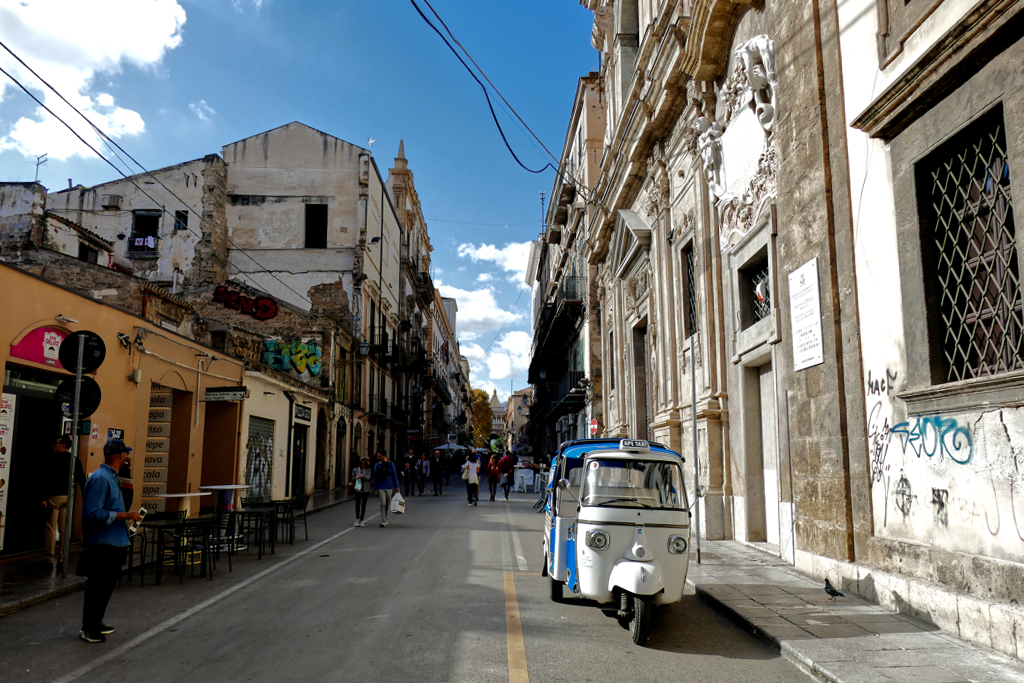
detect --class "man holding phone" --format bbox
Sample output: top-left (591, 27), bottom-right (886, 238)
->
top-left (77, 439), bottom-right (141, 643)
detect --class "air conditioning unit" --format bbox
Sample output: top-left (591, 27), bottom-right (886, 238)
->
top-left (101, 194), bottom-right (122, 209)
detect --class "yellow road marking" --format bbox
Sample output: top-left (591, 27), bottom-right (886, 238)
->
top-left (504, 572), bottom-right (534, 683)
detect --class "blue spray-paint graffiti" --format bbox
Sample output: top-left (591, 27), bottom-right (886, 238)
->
top-left (262, 340), bottom-right (323, 377)
top-left (890, 415), bottom-right (973, 465)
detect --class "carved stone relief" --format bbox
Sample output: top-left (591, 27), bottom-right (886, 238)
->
top-left (645, 140), bottom-right (670, 217)
top-left (625, 277), bottom-right (638, 316)
top-left (723, 36), bottom-right (777, 133)
top-left (695, 116), bottom-right (725, 197)
top-left (719, 144), bottom-right (777, 248)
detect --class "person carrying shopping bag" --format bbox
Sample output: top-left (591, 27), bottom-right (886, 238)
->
top-left (373, 451), bottom-right (401, 527)
top-left (461, 454), bottom-right (480, 506)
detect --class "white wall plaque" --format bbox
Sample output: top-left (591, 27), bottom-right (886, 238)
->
top-left (788, 257), bottom-right (824, 371)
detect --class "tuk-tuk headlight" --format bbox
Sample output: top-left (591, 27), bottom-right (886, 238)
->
top-left (668, 535), bottom-right (688, 555)
top-left (585, 530), bottom-right (610, 551)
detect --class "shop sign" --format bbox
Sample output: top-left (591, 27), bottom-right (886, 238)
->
top-left (147, 422), bottom-right (171, 439)
top-left (146, 437), bottom-right (169, 453)
top-left (143, 467), bottom-right (168, 483)
top-left (203, 386), bottom-right (249, 402)
top-left (143, 453), bottom-right (169, 468)
top-left (9, 326), bottom-right (67, 369)
top-left (141, 482), bottom-right (167, 497)
top-left (407, 429), bottom-right (421, 441)
top-left (0, 393), bottom-right (15, 551)
top-left (295, 404), bottom-right (312, 422)
top-left (108, 428), bottom-right (125, 441)
top-left (150, 391), bottom-right (172, 408)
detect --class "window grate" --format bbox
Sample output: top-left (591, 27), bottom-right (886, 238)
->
top-left (685, 247), bottom-right (699, 336)
top-left (923, 108), bottom-right (1023, 382)
top-left (751, 263), bottom-right (771, 322)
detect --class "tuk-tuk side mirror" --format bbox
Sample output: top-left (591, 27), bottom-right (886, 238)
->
top-left (557, 478), bottom-right (578, 502)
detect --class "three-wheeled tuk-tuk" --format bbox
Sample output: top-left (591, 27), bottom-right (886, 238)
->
top-left (542, 439), bottom-right (690, 645)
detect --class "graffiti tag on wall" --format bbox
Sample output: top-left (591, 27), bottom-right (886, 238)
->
top-left (213, 285), bottom-right (279, 321)
top-left (262, 339), bottom-right (323, 378)
top-left (891, 415), bottom-right (973, 465)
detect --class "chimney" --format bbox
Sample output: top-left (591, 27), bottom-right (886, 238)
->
top-left (68, 179), bottom-right (72, 189)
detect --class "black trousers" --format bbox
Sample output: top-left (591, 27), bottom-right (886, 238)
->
top-left (502, 478), bottom-right (512, 499)
top-left (403, 473), bottom-right (414, 498)
top-left (80, 544), bottom-right (128, 629)
top-left (433, 476), bottom-right (443, 495)
top-left (417, 473), bottom-right (426, 495)
top-left (354, 492), bottom-right (371, 520)
top-left (466, 482), bottom-right (479, 503)
top-left (488, 480), bottom-right (498, 499)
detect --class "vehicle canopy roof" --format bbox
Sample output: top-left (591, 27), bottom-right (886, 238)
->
top-left (547, 439), bottom-right (684, 491)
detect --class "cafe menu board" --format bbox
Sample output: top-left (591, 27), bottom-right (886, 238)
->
top-left (0, 393), bottom-right (16, 550)
top-left (142, 387), bottom-right (172, 513)
top-left (788, 257), bottom-right (825, 372)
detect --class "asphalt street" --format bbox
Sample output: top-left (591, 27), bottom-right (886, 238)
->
top-left (0, 490), bottom-right (813, 683)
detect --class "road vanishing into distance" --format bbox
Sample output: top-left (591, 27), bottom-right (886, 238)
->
top-left (0, 493), bottom-right (812, 683)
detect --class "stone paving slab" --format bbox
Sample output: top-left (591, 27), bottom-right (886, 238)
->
top-left (688, 540), bottom-right (1024, 683)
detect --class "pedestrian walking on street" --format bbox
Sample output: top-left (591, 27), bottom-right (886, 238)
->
top-left (41, 434), bottom-right (86, 566)
top-left (443, 452), bottom-right (452, 485)
top-left (351, 457), bottom-right (373, 527)
top-left (402, 457), bottom-right (415, 498)
top-left (487, 454), bottom-right (501, 502)
top-left (417, 453), bottom-right (430, 496)
top-left (499, 451), bottom-right (515, 500)
top-left (76, 439), bottom-right (141, 643)
top-left (431, 450), bottom-right (445, 495)
top-left (462, 454), bottom-right (480, 506)
top-left (373, 451), bottom-right (400, 527)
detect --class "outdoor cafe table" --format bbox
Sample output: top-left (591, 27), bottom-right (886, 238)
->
top-left (199, 485), bottom-right (249, 512)
top-left (140, 517), bottom-right (184, 585)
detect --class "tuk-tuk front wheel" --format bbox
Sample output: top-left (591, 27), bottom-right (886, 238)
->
top-left (549, 576), bottom-right (563, 602)
top-left (628, 595), bottom-right (651, 646)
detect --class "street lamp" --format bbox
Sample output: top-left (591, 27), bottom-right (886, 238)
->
top-left (358, 341), bottom-right (370, 356)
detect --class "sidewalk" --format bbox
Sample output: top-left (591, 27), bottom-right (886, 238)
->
top-left (687, 541), bottom-right (1024, 683)
top-left (0, 489), bottom-right (353, 617)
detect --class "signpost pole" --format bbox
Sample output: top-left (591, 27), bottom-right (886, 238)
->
top-left (61, 335), bottom-right (85, 579)
top-left (691, 336), bottom-right (701, 565)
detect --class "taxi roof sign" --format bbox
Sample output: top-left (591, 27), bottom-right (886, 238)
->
top-left (619, 439), bottom-right (650, 451)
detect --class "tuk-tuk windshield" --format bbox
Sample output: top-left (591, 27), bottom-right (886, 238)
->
top-left (580, 459), bottom-right (686, 510)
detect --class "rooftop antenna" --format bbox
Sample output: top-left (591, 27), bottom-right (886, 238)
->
top-left (539, 191), bottom-right (546, 230)
top-left (34, 153), bottom-right (47, 182)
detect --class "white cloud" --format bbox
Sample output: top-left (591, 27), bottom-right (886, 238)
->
top-left (476, 272), bottom-right (493, 283)
top-left (0, 0), bottom-right (186, 159)
top-left (485, 330), bottom-right (531, 381)
top-left (232, 0), bottom-right (265, 12)
top-left (458, 241), bottom-right (531, 290)
top-left (435, 282), bottom-right (522, 336)
top-left (188, 99), bottom-right (215, 122)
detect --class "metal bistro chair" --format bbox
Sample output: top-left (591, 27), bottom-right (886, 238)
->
top-left (276, 494), bottom-right (311, 545)
top-left (212, 510), bottom-right (241, 572)
top-left (124, 527), bottom-right (147, 586)
top-left (241, 503), bottom-right (276, 558)
top-left (145, 510), bottom-right (186, 572)
top-left (168, 516), bottom-right (216, 583)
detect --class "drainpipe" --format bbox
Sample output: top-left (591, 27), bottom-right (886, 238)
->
top-left (284, 390), bottom-right (295, 498)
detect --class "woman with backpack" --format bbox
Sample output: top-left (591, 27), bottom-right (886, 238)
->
top-left (486, 454), bottom-right (501, 502)
top-left (461, 453), bottom-right (480, 506)
top-left (351, 457), bottom-right (373, 527)
top-left (373, 451), bottom-right (401, 527)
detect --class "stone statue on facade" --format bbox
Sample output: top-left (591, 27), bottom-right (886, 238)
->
top-left (695, 116), bottom-right (725, 197)
top-left (735, 35), bottom-right (777, 132)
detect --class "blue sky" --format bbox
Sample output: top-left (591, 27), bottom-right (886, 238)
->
top-left (0, 0), bottom-right (597, 401)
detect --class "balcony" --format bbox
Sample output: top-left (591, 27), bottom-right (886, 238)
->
top-left (415, 271), bottom-right (434, 306)
top-left (555, 275), bottom-right (584, 315)
top-left (368, 393), bottom-right (390, 419)
top-left (391, 403), bottom-right (409, 425)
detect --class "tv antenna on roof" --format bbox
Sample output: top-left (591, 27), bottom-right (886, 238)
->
top-left (34, 153), bottom-right (47, 182)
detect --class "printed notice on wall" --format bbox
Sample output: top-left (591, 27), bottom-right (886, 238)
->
top-left (788, 258), bottom-right (824, 371)
top-left (0, 393), bottom-right (16, 551)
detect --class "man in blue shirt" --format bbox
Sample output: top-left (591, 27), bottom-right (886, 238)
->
top-left (372, 451), bottom-right (401, 528)
top-left (77, 439), bottom-right (141, 643)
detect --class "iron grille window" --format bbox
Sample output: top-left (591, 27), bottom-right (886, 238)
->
top-left (751, 263), bottom-right (772, 323)
top-left (917, 105), bottom-right (1023, 383)
top-left (684, 245), bottom-right (699, 337)
top-left (127, 210), bottom-right (160, 258)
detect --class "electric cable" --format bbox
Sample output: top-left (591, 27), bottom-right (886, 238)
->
top-left (417, 0), bottom-right (591, 200)
top-left (410, 0), bottom-right (552, 175)
top-left (0, 43), bottom-right (323, 310)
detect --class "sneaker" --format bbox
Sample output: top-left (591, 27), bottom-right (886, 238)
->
top-left (473, 501), bottom-right (478, 506)
top-left (354, 520), bottom-right (360, 527)
top-left (468, 502), bottom-right (473, 506)
top-left (358, 520), bottom-right (365, 527)
top-left (383, 521), bottom-right (388, 527)
top-left (80, 628), bottom-right (105, 643)
top-left (98, 623), bottom-right (115, 635)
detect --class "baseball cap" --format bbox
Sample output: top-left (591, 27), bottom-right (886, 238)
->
top-left (103, 439), bottom-right (133, 455)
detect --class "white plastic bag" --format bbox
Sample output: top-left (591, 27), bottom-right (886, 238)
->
top-left (390, 492), bottom-right (406, 514)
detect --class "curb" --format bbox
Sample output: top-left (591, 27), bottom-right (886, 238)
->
top-left (688, 580), bottom-right (839, 683)
top-left (0, 577), bottom-right (86, 618)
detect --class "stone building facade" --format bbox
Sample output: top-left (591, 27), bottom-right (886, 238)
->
top-left (528, 0), bottom-right (1024, 657)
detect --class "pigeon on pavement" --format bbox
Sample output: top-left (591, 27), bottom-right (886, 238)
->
top-left (824, 578), bottom-right (844, 601)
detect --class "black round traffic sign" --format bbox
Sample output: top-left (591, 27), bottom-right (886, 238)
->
top-left (59, 331), bottom-right (106, 374)
top-left (55, 377), bottom-right (102, 419)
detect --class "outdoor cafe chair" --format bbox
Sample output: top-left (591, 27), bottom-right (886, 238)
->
top-left (168, 516), bottom-right (215, 583)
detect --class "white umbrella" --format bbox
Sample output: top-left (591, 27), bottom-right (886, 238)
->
top-left (434, 443), bottom-right (469, 451)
